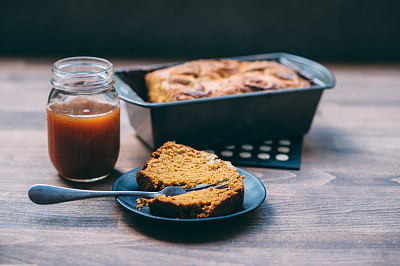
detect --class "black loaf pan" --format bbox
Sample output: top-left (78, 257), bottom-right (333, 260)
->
top-left (115, 53), bottom-right (335, 149)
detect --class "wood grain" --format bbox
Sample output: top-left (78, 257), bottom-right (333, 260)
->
top-left (0, 58), bottom-right (399, 265)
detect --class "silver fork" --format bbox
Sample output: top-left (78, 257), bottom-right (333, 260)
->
top-left (28, 179), bottom-right (230, 205)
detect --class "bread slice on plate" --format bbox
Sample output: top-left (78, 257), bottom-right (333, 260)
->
top-left (136, 141), bottom-right (245, 219)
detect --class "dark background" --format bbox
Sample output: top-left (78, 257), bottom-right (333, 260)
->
top-left (1, 0), bottom-right (399, 61)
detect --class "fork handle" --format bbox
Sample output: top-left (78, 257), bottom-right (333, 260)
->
top-left (28, 184), bottom-right (160, 205)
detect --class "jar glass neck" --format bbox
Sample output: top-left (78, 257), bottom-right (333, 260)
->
top-left (51, 56), bottom-right (115, 92)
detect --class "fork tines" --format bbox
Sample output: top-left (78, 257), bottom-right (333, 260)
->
top-left (210, 182), bottom-right (230, 189)
top-left (185, 178), bottom-right (230, 191)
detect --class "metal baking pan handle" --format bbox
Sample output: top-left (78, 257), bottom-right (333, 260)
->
top-left (222, 52), bottom-right (335, 89)
top-left (115, 76), bottom-right (145, 104)
top-left (279, 57), bottom-right (325, 86)
top-left (277, 53), bottom-right (335, 89)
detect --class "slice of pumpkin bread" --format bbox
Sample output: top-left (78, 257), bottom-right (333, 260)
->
top-left (136, 141), bottom-right (244, 218)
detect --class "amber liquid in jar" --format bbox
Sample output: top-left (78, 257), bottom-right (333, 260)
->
top-left (47, 97), bottom-right (120, 181)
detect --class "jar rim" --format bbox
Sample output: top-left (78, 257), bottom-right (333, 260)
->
top-left (53, 56), bottom-right (113, 73)
top-left (51, 56), bottom-right (115, 91)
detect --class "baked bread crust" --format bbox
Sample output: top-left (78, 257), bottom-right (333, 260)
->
top-left (145, 59), bottom-right (310, 102)
top-left (136, 141), bottom-right (245, 219)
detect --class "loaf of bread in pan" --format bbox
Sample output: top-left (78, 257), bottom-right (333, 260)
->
top-left (145, 59), bottom-right (311, 103)
top-left (136, 141), bottom-right (245, 219)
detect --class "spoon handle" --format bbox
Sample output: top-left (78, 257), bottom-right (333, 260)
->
top-left (28, 184), bottom-right (159, 204)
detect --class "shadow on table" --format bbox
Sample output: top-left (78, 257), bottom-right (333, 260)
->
top-left (58, 169), bottom-right (124, 190)
top-left (119, 202), bottom-right (275, 243)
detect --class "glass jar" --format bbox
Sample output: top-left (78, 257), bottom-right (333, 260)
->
top-left (47, 56), bottom-right (120, 182)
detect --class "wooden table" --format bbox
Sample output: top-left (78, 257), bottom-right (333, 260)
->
top-left (1, 58), bottom-right (399, 265)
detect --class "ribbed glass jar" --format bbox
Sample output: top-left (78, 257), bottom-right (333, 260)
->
top-left (47, 57), bottom-right (120, 182)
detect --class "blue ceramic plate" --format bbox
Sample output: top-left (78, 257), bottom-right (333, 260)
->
top-left (112, 167), bottom-right (266, 222)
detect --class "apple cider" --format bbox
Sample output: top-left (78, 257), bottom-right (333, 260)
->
top-left (47, 56), bottom-right (120, 182)
top-left (47, 98), bottom-right (120, 181)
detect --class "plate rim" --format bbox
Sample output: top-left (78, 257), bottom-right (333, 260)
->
top-left (112, 166), bottom-right (266, 222)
